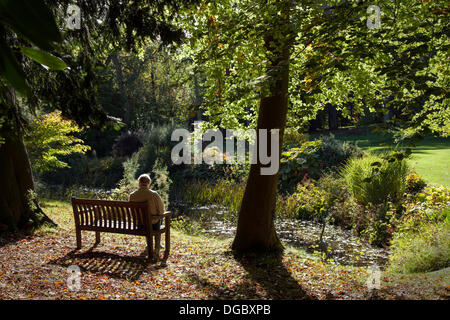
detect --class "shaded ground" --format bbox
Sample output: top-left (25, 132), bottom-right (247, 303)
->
top-left (0, 200), bottom-right (448, 300)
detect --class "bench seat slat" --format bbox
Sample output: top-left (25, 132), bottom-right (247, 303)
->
top-left (91, 220), bottom-right (143, 230)
top-left (78, 225), bottom-right (148, 236)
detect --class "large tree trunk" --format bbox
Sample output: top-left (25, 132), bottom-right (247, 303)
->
top-left (308, 110), bottom-right (324, 133)
top-left (327, 104), bottom-right (338, 131)
top-left (232, 5), bottom-right (291, 254)
top-left (0, 87), bottom-right (56, 231)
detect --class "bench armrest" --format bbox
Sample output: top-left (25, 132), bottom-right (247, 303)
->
top-left (151, 211), bottom-right (172, 218)
top-left (150, 211), bottom-right (171, 225)
top-left (151, 211), bottom-right (171, 218)
top-left (153, 212), bottom-right (171, 231)
top-left (163, 211), bottom-right (172, 217)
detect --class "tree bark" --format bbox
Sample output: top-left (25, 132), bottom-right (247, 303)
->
top-left (232, 6), bottom-right (291, 254)
top-left (0, 87), bottom-right (56, 230)
top-left (327, 103), bottom-right (338, 131)
top-left (308, 110), bottom-right (324, 133)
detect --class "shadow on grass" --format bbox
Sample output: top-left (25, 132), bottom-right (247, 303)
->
top-left (324, 129), bottom-right (449, 149)
top-left (48, 246), bottom-right (155, 281)
top-left (0, 231), bottom-right (30, 248)
top-left (409, 149), bottom-right (449, 156)
top-left (186, 251), bottom-right (313, 300)
top-left (414, 144), bottom-right (450, 150)
top-left (235, 252), bottom-right (313, 300)
top-left (185, 272), bottom-right (261, 299)
top-left (0, 225), bottom-right (57, 248)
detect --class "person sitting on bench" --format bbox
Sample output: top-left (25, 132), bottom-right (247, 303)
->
top-left (129, 174), bottom-right (165, 255)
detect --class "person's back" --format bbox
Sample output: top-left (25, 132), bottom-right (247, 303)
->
top-left (129, 185), bottom-right (164, 225)
top-left (129, 174), bottom-right (165, 254)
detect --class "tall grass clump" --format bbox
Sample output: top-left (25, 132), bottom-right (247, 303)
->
top-left (342, 153), bottom-right (409, 205)
top-left (182, 179), bottom-right (245, 215)
top-left (389, 187), bottom-right (450, 273)
top-left (183, 178), bottom-right (306, 222)
top-left (389, 220), bottom-right (450, 273)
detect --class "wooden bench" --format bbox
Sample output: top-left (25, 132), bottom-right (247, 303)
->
top-left (71, 197), bottom-right (171, 263)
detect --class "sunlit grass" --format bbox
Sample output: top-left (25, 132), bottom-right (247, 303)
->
top-left (40, 199), bottom-right (74, 231)
top-left (314, 130), bottom-right (450, 187)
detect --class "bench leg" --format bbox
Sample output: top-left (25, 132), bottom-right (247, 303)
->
top-left (95, 231), bottom-right (101, 244)
top-left (146, 235), bottom-right (154, 261)
top-left (162, 228), bottom-right (170, 265)
top-left (154, 234), bottom-right (161, 259)
top-left (76, 228), bottom-right (82, 249)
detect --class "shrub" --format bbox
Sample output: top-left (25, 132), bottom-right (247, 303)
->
top-left (389, 220), bottom-right (450, 273)
top-left (25, 110), bottom-right (91, 174)
top-left (293, 180), bottom-right (331, 222)
top-left (174, 146), bottom-right (250, 185)
top-left (170, 216), bottom-right (204, 236)
top-left (84, 157), bottom-right (125, 188)
top-left (148, 159), bottom-right (172, 204)
top-left (110, 123), bottom-right (185, 204)
top-left (358, 186), bottom-right (450, 247)
top-left (276, 173), bottom-right (360, 229)
top-left (41, 155), bottom-right (125, 189)
top-left (285, 175), bottom-right (337, 218)
top-left (396, 186), bottom-right (450, 233)
top-left (331, 196), bottom-right (361, 231)
top-left (185, 148), bottom-right (249, 182)
top-left (315, 173), bottom-right (357, 229)
top-left (389, 186), bottom-right (450, 273)
top-left (277, 192), bottom-right (302, 220)
top-left (405, 173), bottom-right (427, 194)
top-left (222, 162), bottom-right (249, 183)
top-left (282, 129), bottom-right (308, 148)
top-left (359, 202), bottom-right (397, 246)
top-left (279, 135), bottom-right (363, 193)
top-left (314, 134), bottom-right (364, 170)
top-left (279, 140), bottom-right (322, 193)
top-left (112, 130), bottom-right (143, 157)
top-left (342, 152), bottom-right (409, 205)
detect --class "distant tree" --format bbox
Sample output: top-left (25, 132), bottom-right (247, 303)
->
top-left (25, 111), bottom-right (90, 174)
top-left (107, 44), bottom-right (195, 129)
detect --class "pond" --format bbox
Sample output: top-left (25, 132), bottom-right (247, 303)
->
top-left (174, 204), bottom-right (389, 268)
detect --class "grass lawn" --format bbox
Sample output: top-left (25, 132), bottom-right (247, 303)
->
top-left (315, 129), bottom-right (450, 187)
top-left (0, 199), bottom-right (448, 300)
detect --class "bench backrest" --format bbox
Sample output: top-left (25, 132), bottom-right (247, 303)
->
top-left (71, 197), bottom-right (150, 232)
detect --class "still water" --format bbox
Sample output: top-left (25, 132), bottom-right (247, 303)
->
top-left (175, 205), bottom-right (389, 268)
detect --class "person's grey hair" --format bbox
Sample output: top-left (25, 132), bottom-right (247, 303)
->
top-left (138, 174), bottom-right (151, 185)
